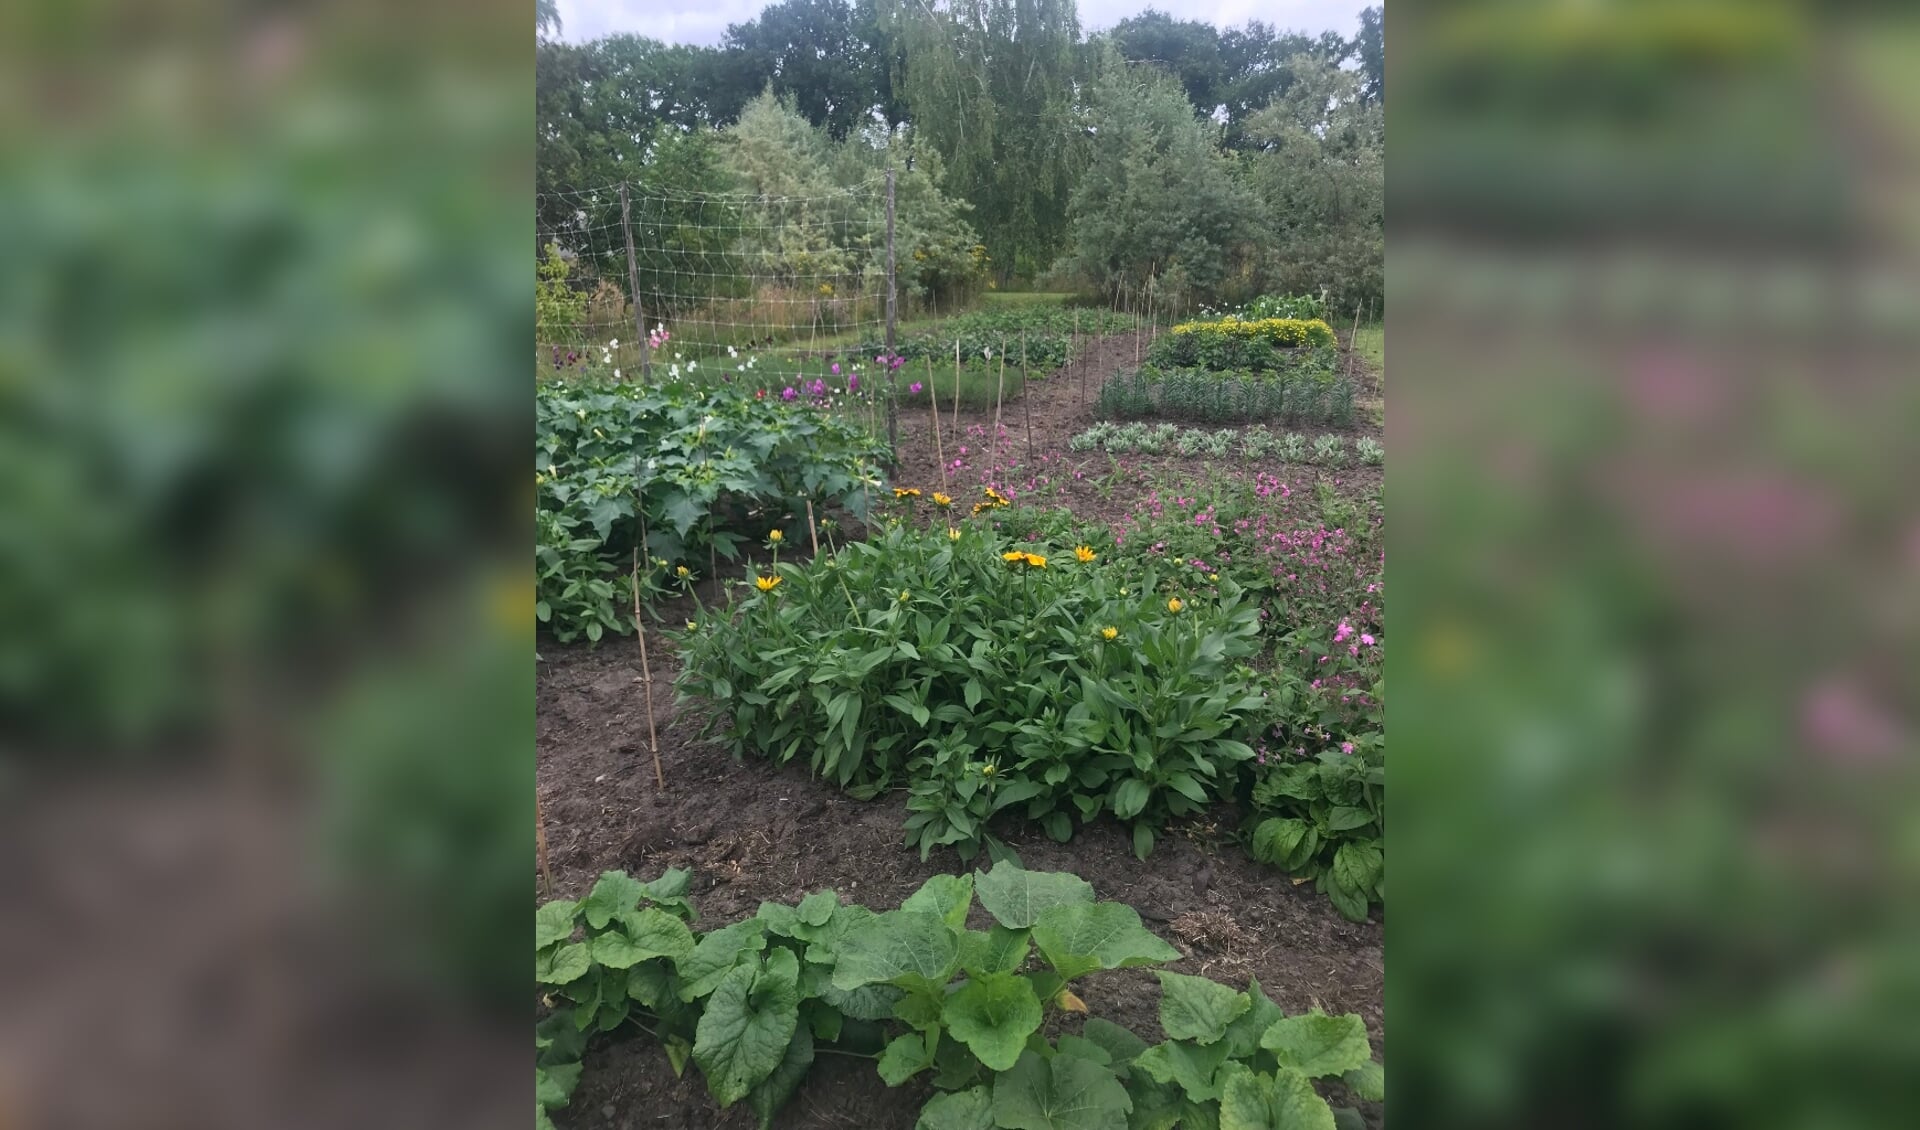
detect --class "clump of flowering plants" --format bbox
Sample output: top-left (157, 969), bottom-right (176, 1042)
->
top-left (673, 519), bottom-right (1264, 861)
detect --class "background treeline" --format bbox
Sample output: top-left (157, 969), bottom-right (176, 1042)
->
top-left (536, 0), bottom-right (1382, 316)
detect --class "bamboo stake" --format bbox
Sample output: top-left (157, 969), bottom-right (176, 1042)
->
top-left (952, 338), bottom-right (962, 438)
top-left (1021, 329), bottom-right (1033, 461)
top-left (990, 338), bottom-right (1006, 469)
top-left (536, 796), bottom-right (554, 895)
top-left (927, 356), bottom-right (949, 493)
top-left (1348, 303), bottom-right (1362, 380)
top-left (1072, 309), bottom-right (1082, 408)
top-left (630, 546), bottom-right (664, 789)
top-left (806, 498), bottom-right (820, 557)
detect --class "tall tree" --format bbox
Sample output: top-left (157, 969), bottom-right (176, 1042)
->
top-left (1354, 6), bottom-right (1384, 106)
top-left (1109, 10), bottom-right (1228, 118)
top-left (722, 0), bottom-right (902, 139)
top-left (883, 0), bottom-right (1083, 281)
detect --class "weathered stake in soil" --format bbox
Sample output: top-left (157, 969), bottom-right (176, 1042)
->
top-left (1348, 303), bottom-right (1362, 380)
top-left (630, 546), bottom-right (664, 789)
top-left (1021, 329), bottom-right (1034, 460)
top-left (536, 796), bottom-right (554, 894)
top-left (926, 357), bottom-right (949, 493)
top-left (990, 338), bottom-right (1006, 468)
top-left (951, 338), bottom-right (962, 440)
top-left (806, 498), bottom-right (820, 556)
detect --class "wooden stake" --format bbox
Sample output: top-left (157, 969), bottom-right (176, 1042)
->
top-left (927, 356), bottom-right (949, 493)
top-left (631, 546), bottom-right (664, 790)
top-left (952, 338), bottom-right (962, 438)
top-left (806, 498), bottom-right (820, 557)
top-left (990, 339), bottom-right (1006, 469)
top-left (535, 795), bottom-right (554, 895)
top-left (1348, 303), bottom-right (1362, 380)
top-left (1072, 309), bottom-right (1081, 408)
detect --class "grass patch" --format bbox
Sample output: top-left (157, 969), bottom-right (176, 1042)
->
top-left (1352, 324), bottom-right (1384, 375)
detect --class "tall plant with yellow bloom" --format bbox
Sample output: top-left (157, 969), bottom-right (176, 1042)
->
top-left (1074, 545), bottom-right (1097, 563)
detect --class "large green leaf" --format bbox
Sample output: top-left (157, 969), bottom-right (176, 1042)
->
top-left (1155, 971), bottom-right (1250, 1045)
top-left (795, 890), bottom-right (838, 927)
top-left (959, 925), bottom-right (1031, 975)
top-left (902, 874), bottom-right (976, 929)
top-left (992, 1050), bottom-right (1133, 1130)
top-left (1218, 1068), bottom-right (1334, 1130)
top-left (1219, 978), bottom-right (1286, 1061)
top-left (916, 1085), bottom-right (995, 1130)
top-left (1031, 903), bottom-right (1182, 981)
top-left (539, 942), bottom-right (592, 986)
top-left (942, 972), bottom-right (1043, 1071)
top-left (590, 909), bottom-right (695, 969)
top-left (1258, 1012), bottom-right (1372, 1079)
top-left (580, 871), bottom-right (644, 929)
top-left (1134, 1039), bottom-right (1231, 1103)
top-left (1082, 1017), bottom-right (1150, 1068)
top-left (1332, 842), bottom-right (1384, 895)
top-left (535, 900), bottom-right (579, 949)
top-left (831, 910), bottom-right (961, 993)
top-left (535, 1062), bottom-right (581, 1109)
top-left (676, 919), bottom-right (770, 1000)
top-left (693, 951), bottom-right (801, 1107)
top-left (819, 980), bottom-right (905, 1021)
top-left (973, 862), bottom-right (1095, 929)
top-left (747, 1027), bottom-right (814, 1130)
top-left (1341, 1061), bottom-right (1385, 1102)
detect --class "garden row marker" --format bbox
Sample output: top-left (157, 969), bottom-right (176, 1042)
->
top-left (1348, 303), bottom-right (1362, 380)
top-left (990, 339), bottom-right (1006, 469)
top-left (630, 546), bottom-right (664, 789)
top-left (806, 498), bottom-right (820, 557)
top-left (951, 338), bottom-right (962, 439)
top-left (927, 357), bottom-right (949, 493)
top-left (536, 796), bottom-right (554, 895)
top-left (884, 166), bottom-right (899, 471)
top-left (1073, 309), bottom-right (1083, 409)
top-left (1021, 329), bottom-right (1034, 461)
top-left (618, 181), bottom-right (652, 382)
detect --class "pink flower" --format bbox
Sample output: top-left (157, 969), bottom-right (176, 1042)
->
top-left (910, 382), bottom-right (923, 394)
top-left (1334, 621), bottom-right (1354, 643)
top-left (1360, 633), bottom-right (1375, 646)
top-left (1341, 742), bottom-right (1354, 754)
top-left (831, 363), bottom-right (841, 375)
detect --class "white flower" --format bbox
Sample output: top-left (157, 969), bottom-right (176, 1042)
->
top-left (983, 347), bottom-right (992, 359)
top-left (669, 364), bottom-right (681, 377)
top-left (653, 323), bottom-right (664, 335)
top-left (727, 346), bottom-right (738, 358)
top-left (674, 352), bottom-right (683, 361)
top-left (613, 368), bottom-right (621, 379)
top-left (609, 339), bottom-right (619, 349)
top-left (688, 361), bottom-right (697, 370)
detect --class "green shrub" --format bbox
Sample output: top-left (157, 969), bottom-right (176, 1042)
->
top-left (535, 380), bottom-right (890, 642)
top-left (675, 521), bottom-right (1263, 861)
top-left (1097, 364), bottom-right (1354, 427)
top-left (535, 865), bottom-right (1384, 1130)
top-left (1149, 317), bottom-right (1337, 370)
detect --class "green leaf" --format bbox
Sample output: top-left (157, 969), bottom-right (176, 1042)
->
top-left (1155, 971), bottom-right (1250, 1045)
top-left (820, 980), bottom-right (905, 1021)
top-left (878, 1031), bottom-right (937, 1085)
top-left (693, 954), bottom-right (802, 1107)
top-left (1218, 1068), bottom-right (1334, 1130)
top-left (1135, 1040), bottom-right (1231, 1103)
top-left (943, 972), bottom-right (1044, 1071)
top-left (992, 1049), bottom-right (1133, 1130)
top-left (638, 868), bottom-right (695, 916)
top-left (974, 861), bottom-right (1095, 929)
top-left (894, 988), bottom-right (946, 1031)
top-left (916, 1085), bottom-right (994, 1130)
top-left (902, 874), bottom-right (976, 930)
top-left (1111, 778), bottom-right (1150, 820)
top-left (1081, 1017), bottom-right (1150, 1067)
top-left (1258, 1012), bottom-right (1372, 1078)
top-left (1341, 1061), bottom-right (1385, 1102)
top-left (1053, 1035), bottom-right (1112, 1067)
top-left (959, 925), bottom-right (1031, 975)
top-left (795, 890), bottom-right (838, 927)
top-left (1331, 842), bottom-right (1383, 896)
top-left (1032, 903), bottom-right (1182, 981)
top-left (626, 960), bottom-right (675, 1008)
top-left (1248, 819), bottom-right (1309, 870)
top-left (1219, 978), bottom-right (1286, 1061)
top-left (747, 1027), bottom-right (814, 1130)
top-left (535, 1062), bottom-right (581, 1110)
top-left (664, 1035), bottom-right (691, 1077)
top-left (535, 900), bottom-right (579, 949)
top-left (581, 871), bottom-right (644, 929)
top-left (676, 920), bottom-right (769, 1000)
top-left (541, 943), bottom-right (592, 986)
top-left (592, 909), bottom-right (695, 969)
top-left (831, 910), bottom-right (961, 993)
top-left (1132, 824), bottom-right (1155, 860)
top-left (1326, 806), bottom-right (1374, 832)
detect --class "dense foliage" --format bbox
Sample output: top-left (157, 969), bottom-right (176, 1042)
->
top-left (1096, 364), bottom-right (1355, 427)
top-left (1150, 318), bottom-right (1339, 370)
top-left (676, 518), bottom-right (1264, 861)
top-left (535, 380), bottom-right (888, 642)
top-left (1070, 423), bottom-right (1380, 466)
top-left (535, 864), bottom-right (1384, 1128)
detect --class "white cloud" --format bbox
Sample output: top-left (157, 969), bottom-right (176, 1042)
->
top-left (556, 0), bottom-right (1373, 46)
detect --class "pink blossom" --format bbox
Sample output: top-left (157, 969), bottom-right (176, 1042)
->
top-left (1341, 742), bottom-right (1354, 754)
top-left (1334, 621), bottom-right (1353, 643)
top-left (1360, 633), bottom-right (1375, 646)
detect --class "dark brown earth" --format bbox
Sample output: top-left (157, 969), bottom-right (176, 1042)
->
top-left (539, 331), bottom-right (1385, 1130)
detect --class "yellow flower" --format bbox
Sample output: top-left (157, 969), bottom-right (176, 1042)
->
top-left (898, 590), bottom-right (911, 603)
top-left (948, 527), bottom-right (962, 541)
top-left (933, 492), bottom-right (953, 508)
top-left (1101, 626), bottom-right (1119, 641)
top-left (1003, 551), bottom-right (1027, 563)
top-left (980, 761), bottom-right (998, 777)
top-left (756, 574), bottom-right (782, 592)
top-left (1074, 545), bottom-right (1097, 563)
top-left (1167, 597), bottom-right (1184, 613)
top-left (769, 529), bottom-right (784, 543)
top-left (686, 620), bottom-right (698, 631)
top-left (1208, 573), bottom-right (1220, 582)
top-left (676, 565), bottom-right (690, 578)
top-left (972, 502), bottom-right (992, 515)
top-left (894, 487), bottom-right (922, 499)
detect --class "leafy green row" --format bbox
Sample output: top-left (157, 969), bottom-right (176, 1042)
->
top-left (535, 379), bottom-right (889, 642)
top-left (675, 521), bottom-right (1264, 861)
top-left (1096, 364), bottom-right (1354, 427)
top-left (535, 863), bottom-right (1383, 1130)
top-left (1069, 423), bottom-right (1382, 467)
top-left (1150, 321), bottom-right (1337, 372)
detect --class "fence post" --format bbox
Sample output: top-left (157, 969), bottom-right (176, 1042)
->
top-left (619, 182), bottom-right (652, 382)
top-left (884, 166), bottom-right (898, 465)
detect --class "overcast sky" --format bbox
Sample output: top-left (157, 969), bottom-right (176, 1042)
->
top-left (553, 0), bottom-right (1373, 48)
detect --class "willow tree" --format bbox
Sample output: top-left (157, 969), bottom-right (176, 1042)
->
top-left (881, 0), bottom-right (1083, 281)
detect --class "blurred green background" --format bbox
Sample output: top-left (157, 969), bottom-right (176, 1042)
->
top-left (1393, 2), bottom-right (1920, 1127)
top-left (0, 1), bottom-right (529, 1126)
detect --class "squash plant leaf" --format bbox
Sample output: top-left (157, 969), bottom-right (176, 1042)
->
top-left (580, 871), bottom-right (644, 929)
top-left (901, 874), bottom-right (975, 930)
top-left (1341, 1060), bottom-right (1385, 1102)
top-left (942, 971), bottom-right (1044, 1071)
top-left (591, 909), bottom-right (695, 969)
top-left (1258, 1012), bottom-right (1372, 1079)
top-left (1081, 1017), bottom-right (1149, 1068)
top-left (991, 1049), bottom-right (1133, 1130)
top-left (959, 925), bottom-right (1031, 976)
top-left (1218, 978), bottom-right (1286, 1061)
top-left (1135, 1039), bottom-right (1231, 1104)
top-left (831, 910), bottom-right (961, 993)
top-left (535, 900), bottom-right (579, 950)
top-left (1031, 902), bottom-right (1181, 981)
top-left (973, 861), bottom-right (1094, 929)
top-left (1155, 971), bottom-right (1250, 1045)
top-left (692, 951), bottom-right (801, 1107)
top-left (676, 919), bottom-right (769, 1000)
top-left (915, 1084), bottom-right (994, 1130)
top-left (878, 1031), bottom-right (937, 1085)
top-left (746, 1027), bottom-right (814, 1130)
top-left (1219, 1068), bottom-right (1334, 1130)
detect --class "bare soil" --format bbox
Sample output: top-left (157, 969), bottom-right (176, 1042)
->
top-left (538, 332), bottom-right (1385, 1130)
